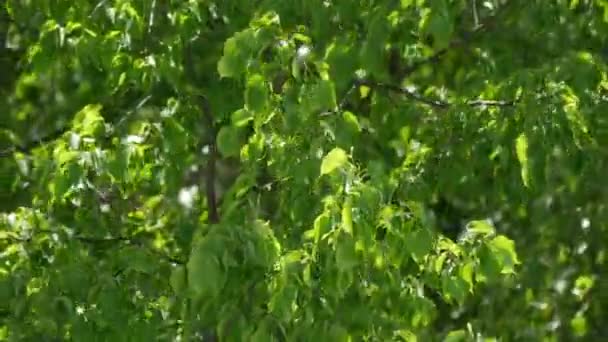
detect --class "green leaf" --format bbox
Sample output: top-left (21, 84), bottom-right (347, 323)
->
top-left (570, 313), bottom-right (588, 337)
top-left (477, 244), bottom-right (502, 282)
top-left (217, 29), bottom-right (256, 78)
top-left (124, 247), bottom-right (156, 274)
top-left (217, 125), bottom-right (243, 157)
top-left (328, 324), bottom-right (349, 341)
top-left (335, 235), bottom-right (358, 271)
top-left (465, 220), bottom-right (496, 237)
top-left (305, 211), bottom-right (330, 243)
top-left (443, 329), bottom-right (467, 342)
top-left (72, 104), bottom-right (105, 137)
top-left (324, 40), bottom-right (358, 92)
top-left (515, 133), bottom-right (530, 187)
top-left (573, 275), bottom-right (594, 299)
top-left (442, 275), bottom-right (467, 304)
top-left (314, 79), bottom-right (337, 110)
top-left (395, 330), bottom-right (418, 342)
top-left (406, 228), bottom-right (434, 261)
top-left (342, 111), bottom-right (361, 132)
top-left (488, 235), bottom-right (520, 274)
top-left (251, 322), bottom-right (271, 342)
top-left (460, 262), bottom-right (475, 292)
top-left (170, 265), bottom-right (187, 295)
top-left (187, 241), bottom-right (225, 298)
top-left (245, 74), bottom-right (269, 113)
top-left (320, 147), bottom-right (348, 175)
top-left (250, 220), bottom-right (281, 267)
top-left (401, 0), bottom-right (414, 8)
top-left (420, 1), bottom-right (454, 50)
top-left (361, 10), bottom-right (389, 75)
top-left (231, 109), bottom-right (253, 127)
top-left (341, 196), bottom-right (354, 235)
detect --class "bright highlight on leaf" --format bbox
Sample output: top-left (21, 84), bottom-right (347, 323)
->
top-left (515, 133), bottom-right (530, 187)
top-left (72, 104), bottom-right (105, 137)
top-left (465, 220), bottom-right (496, 237)
top-left (341, 196), bottom-right (354, 234)
top-left (320, 147), bottom-right (348, 175)
top-left (488, 235), bottom-right (520, 274)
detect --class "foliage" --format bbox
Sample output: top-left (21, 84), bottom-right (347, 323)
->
top-left (1, 0), bottom-right (607, 340)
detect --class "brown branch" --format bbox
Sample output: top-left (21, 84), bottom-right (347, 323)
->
top-left (183, 36), bottom-right (220, 225)
top-left (198, 95), bottom-right (219, 224)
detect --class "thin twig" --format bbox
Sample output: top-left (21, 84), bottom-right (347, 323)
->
top-left (0, 125), bottom-right (70, 158)
top-left (466, 98), bottom-right (520, 107)
top-left (356, 79), bottom-right (518, 109)
top-left (358, 79), bottom-right (450, 108)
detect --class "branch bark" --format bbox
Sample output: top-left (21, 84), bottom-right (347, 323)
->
top-left (198, 95), bottom-right (219, 224)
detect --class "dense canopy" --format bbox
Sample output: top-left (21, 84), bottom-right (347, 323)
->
top-left (1, 0), bottom-right (607, 340)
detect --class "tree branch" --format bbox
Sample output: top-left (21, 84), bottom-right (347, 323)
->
top-left (368, 79), bottom-right (519, 108)
top-left (0, 125), bottom-right (70, 158)
top-left (466, 98), bottom-right (520, 107)
top-left (1, 229), bottom-right (185, 264)
top-left (357, 79), bottom-right (450, 108)
top-left (198, 95), bottom-right (219, 224)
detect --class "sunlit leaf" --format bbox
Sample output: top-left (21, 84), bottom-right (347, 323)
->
top-left (488, 235), bottom-right (520, 274)
top-left (341, 196), bottom-right (354, 235)
top-left (321, 147), bottom-right (348, 175)
top-left (515, 133), bottom-right (530, 187)
top-left (443, 329), bottom-right (467, 342)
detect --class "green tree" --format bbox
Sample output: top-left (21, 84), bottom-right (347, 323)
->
top-left (1, 0), bottom-right (606, 340)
